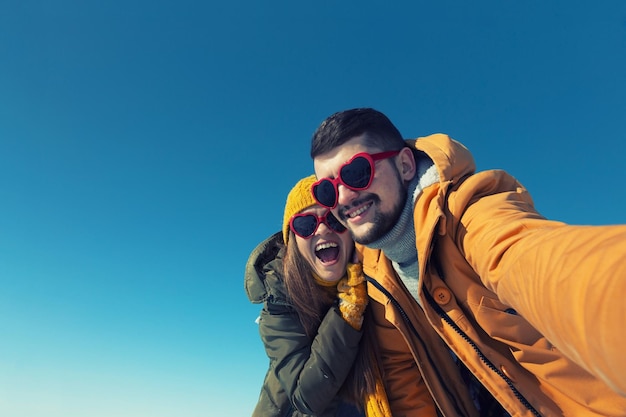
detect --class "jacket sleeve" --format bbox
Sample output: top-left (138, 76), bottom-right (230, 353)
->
top-left (259, 301), bottom-right (363, 415)
top-left (451, 169), bottom-right (626, 396)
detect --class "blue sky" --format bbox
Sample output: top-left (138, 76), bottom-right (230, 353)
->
top-left (1, 1), bottom-right (625, 416)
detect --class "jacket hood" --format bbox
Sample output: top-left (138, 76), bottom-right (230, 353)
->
top-left (408, 134), bottom-right (476, 185)
top-left (244, 232), bottom-right (286, 304)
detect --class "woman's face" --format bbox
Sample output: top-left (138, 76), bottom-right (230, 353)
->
top-left (293, 205), bottom-right (354, 283)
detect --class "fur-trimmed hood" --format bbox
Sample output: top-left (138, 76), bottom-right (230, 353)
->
top-left (244, 231), bottom-right (289, 306)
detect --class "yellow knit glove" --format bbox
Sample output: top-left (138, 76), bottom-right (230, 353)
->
top-left (337, 263), bottom-right (368, 330)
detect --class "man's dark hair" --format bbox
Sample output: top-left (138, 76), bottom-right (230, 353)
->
top-left (310, 108), bottom-right (406, 158)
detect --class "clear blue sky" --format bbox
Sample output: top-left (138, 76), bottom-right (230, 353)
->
top-left (1, 1), bottom-right (625, 416)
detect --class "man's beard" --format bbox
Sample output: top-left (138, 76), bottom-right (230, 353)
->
top-left (352, 188), bottom-right (406, 245)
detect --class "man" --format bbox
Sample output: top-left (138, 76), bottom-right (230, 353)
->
top-left (309, 108), bottom-right (626, 416)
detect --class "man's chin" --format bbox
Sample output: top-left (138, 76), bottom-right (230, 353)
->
top-left (350, 224), bottom-right (381, 246)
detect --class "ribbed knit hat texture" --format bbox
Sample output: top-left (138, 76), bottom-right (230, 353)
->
top-left (282, 175), bottom-right (318, 244)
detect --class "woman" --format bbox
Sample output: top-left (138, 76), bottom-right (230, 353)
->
top-left (244, 175), bottom-right (392, 417)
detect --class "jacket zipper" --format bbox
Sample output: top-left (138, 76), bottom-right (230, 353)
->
top-left (425, 290), bottom-right (541, 416)
top-left (366, 275), bottom-right (467, 416)
top-left (367, 275), bottom-right (541, 417)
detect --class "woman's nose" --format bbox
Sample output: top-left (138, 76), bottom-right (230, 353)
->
top-left (316, 220), bottom-right (332, 236)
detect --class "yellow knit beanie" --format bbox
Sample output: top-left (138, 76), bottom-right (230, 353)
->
top-left (282, 175), bottom-right (318, 245)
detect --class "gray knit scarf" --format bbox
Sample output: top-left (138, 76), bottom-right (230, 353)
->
top-left (368, 156), bottom-right (439, 304)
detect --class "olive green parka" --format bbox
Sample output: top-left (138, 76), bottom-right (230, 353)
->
top-left (245, 232), bottom-right (363, 417)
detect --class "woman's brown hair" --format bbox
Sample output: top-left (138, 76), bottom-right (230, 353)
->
top-left (282, 230), bottom-right (384, 411)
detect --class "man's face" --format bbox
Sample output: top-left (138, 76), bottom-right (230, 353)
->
top-left (313, 135), bottom-right (409, 245)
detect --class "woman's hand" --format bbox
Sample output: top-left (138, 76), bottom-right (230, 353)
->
top-left (336, 263), bottom-right (368, 330)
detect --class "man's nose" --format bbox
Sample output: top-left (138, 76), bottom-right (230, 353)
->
top-left (337, 184), bottom-right (359, 207)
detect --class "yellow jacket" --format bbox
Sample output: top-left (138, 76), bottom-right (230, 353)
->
top-left (359, 134), bottom-right (626, 416)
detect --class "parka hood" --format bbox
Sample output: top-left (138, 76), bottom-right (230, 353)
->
top-left (244, 232), bottom-right (286, 304)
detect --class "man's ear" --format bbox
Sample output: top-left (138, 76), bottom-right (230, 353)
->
top-left (397, 147), bottom-right (416, 181)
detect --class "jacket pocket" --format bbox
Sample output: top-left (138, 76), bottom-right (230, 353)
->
top-left (474, 295), bottom-right (547, 349)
